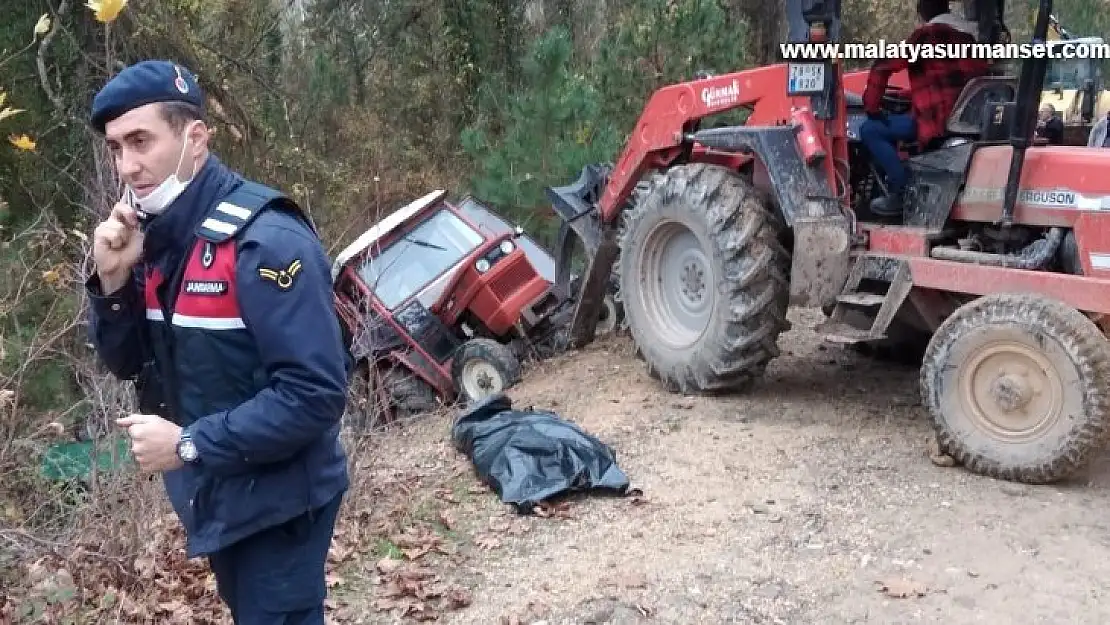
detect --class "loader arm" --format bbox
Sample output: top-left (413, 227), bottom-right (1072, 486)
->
top-left (548, 64), bottom-right (905, 234)
top-left (596, 65), bottom-right (798, 224)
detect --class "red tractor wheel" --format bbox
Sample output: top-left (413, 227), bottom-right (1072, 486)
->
top-left (921, 293), bottom-right (1110, 483)
top-left (617, 163), bottom-right (791, 393)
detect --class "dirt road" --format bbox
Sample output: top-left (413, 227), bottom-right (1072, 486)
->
top-left (336, 308), bottom-right (1110, 624)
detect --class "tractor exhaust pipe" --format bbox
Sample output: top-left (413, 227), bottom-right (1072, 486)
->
top-left (930, 227), bottom-right (1064, 269)
top-left (1000, 0), bottom-right (1053, 227)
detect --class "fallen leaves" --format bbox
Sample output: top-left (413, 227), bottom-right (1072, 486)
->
top-left (474, 533), bottom-right (502, 550)
top-left (372, 559), bottom-right (473, 621)
top-left (532, 500), bottom-right (574, 519)
top-left (390, 525), bottom-right (453, 560)
top-left (434, 487), bottom-right (461, 504)
top-left (7, 518), bottom-right (229, 624)
top-left (437, 509), bottom-right (456, 530)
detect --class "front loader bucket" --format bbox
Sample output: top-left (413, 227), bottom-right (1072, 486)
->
top-left (545, 163), bottom-right (617, 347)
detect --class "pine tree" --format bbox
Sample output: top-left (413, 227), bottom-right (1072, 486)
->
top-left (460, 26), bottom-right (622, 238)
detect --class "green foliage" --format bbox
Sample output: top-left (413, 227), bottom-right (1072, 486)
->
top-left (458, 0), bottom-right (751, 242)
top-left (460, 27), bottom-right (622, 239)
top-left (592, 0), bottom-right (750, 129)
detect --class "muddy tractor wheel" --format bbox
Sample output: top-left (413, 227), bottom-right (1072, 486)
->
top-left (452, 338), bottom-right (522, 403)
top-left (382, 367), bottom-right (440, 419)
top-left (617, 163), bottom-right (791, 393)
top-left (921, 293), bottom-right (1110, 483)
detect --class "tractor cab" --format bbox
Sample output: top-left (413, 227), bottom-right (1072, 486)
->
top-left (332, 190), bottom-right (617, 421)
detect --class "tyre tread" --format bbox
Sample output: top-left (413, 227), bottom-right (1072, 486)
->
top-left (920, 293), bottom-right (1110, 483)
top-left (617, 163), bottom-right (791, 394)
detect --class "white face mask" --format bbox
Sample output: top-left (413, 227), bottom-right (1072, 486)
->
top-left (125, 121), bottom-right (200, 219)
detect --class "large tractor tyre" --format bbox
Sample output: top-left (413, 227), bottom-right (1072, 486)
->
top-left (452, 338), bottom-right (522, 403)
top-left (617, 163), bottom-right (791, 393)
top-left (612, 173), bottom-right (663, 333)
top-left (382, 367), bottom-right (440, 419)
top-left (920, 293), bottom-right (1110, 484)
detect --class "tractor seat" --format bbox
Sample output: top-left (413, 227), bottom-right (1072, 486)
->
top-left (945, 75), bottom-right (1017, 136)
top-left (896, 76), bottom-right (1016, 155)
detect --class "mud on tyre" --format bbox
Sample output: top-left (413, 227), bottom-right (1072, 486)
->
top-left (617, 162), bottom-right (791, 393)
top-left (920, 293), bottom-right (1110, 483)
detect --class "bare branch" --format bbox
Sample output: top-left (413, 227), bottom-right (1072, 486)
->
top-left (36, 0), bottom-right (71, 116)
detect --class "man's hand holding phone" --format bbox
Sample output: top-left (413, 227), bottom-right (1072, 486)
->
top-left (93, 202), bottom-right (143, 294)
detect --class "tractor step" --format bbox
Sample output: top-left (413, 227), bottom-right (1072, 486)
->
top-left (837, 292), bottom-right (886, 307)
top-left (816, 321), bottom-right (884, 344)
top-left (821, 255), bottom-right (914, 347)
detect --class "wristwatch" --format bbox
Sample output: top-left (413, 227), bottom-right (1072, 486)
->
top-left (177, 428), bottom-right (199, 464)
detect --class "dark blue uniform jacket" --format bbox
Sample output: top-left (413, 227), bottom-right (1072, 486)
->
top-left (86, 155), bottom-right (350, 558)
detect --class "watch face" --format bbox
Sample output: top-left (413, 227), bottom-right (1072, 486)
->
top-left (179, 440), bottom-right (198, 462)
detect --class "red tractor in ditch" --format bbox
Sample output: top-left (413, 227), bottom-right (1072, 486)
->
top-left (332, 189), bottom-right (620, 421)
top-left (552, 0), bottom-right (1110, 484)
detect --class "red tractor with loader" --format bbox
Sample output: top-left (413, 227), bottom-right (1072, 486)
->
top-left (551, 0), bottom-right (1110, 485)
top-left (332, 189), bottom-right (620, 421)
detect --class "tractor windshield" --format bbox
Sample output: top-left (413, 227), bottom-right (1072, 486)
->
top-left (356, 208), bottom-right (484, 310)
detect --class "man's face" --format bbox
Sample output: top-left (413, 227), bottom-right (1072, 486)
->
top-left (104, 103), bottom-right (206, 198)
top-left (1039, 106), bottom-right (1052, 122)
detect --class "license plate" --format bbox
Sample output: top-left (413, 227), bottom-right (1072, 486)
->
top-left (788, 63), bottom-right (825, 95)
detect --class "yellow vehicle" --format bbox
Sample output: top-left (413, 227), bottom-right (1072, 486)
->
top-left (1038, 16), bottom-right (1110, 144)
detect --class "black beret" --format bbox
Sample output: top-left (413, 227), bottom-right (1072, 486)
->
top-left (90, 60), bottom-right (205, 133)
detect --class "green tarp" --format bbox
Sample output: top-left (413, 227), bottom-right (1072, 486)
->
top-left (40, 436), bottom-right (132, 481)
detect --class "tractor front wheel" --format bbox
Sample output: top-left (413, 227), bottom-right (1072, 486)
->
top-left (921, 293), bottom-right (1110, 483)
top-left (617, 163), bottom-right (791, 393)
top-left (382, 367), bottom-right (440, 419)
top-left (452, 338), bottom-right (522, 403)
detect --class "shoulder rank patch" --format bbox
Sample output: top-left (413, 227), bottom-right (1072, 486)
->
top-left (258, 259), bottom-right (303, 290)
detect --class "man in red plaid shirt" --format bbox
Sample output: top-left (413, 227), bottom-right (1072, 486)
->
top-left (860, 0), bottom-right (991, 219)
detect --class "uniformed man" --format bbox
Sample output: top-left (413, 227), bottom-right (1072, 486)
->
top-left (84, 59), bottom-right (350, 623)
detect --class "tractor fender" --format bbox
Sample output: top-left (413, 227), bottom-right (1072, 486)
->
top-left (692, 124), bottom-right (852, 309)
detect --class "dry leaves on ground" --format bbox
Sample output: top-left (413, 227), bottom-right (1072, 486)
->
top-left (371, 559), bottom-right (472, 621)
top-left (390, 525), bottom-right (454, 560)
top-left (532, 500), bottom-right (574, 519)
top-left (5, 515), bottom-right (227, 624)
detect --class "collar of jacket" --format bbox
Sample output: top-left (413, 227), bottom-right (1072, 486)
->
top-left (141, 154), bottom-right (243, 275)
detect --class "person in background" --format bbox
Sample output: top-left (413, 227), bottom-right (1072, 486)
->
top-left (1087, 110), bottom-right (1110, 147)
top-left (85, 59), bottom-right (351, 624)
top-left (1036, 103), bottom-right (1064, 144)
